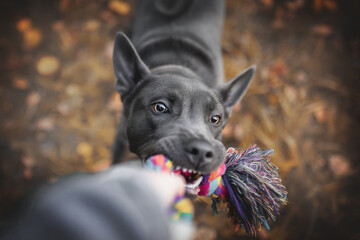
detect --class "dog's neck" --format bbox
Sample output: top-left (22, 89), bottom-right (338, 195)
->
top-left (150, 64), bottom-right (200, 80)
top-left (136, 35), bottom-right (219, 87)
top-left (130, 0), bottom-right (225, 88)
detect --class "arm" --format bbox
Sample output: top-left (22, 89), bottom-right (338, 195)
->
top-left (6, 165), bottom-right (184, 240)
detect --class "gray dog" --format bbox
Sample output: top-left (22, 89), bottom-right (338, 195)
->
top-left (112, 0), bottom-right (255, 178)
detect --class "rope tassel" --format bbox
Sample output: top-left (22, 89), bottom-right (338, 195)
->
top-left (223, 146), bottom-right (287, 235)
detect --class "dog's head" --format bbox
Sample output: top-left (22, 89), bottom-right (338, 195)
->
top-left (113, 33), bottom-right (255, 173)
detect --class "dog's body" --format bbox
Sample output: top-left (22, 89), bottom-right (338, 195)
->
top-left (113, 0), bottom-right (255, 173)
top-left (130, 0), bottom-right (224, 87)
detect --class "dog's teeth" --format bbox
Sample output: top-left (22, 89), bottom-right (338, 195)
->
top-left (185, 176), bottom-right (203, 189)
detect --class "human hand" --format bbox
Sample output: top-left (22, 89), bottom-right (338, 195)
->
top-left (143, 171), bottom-right (186, 207)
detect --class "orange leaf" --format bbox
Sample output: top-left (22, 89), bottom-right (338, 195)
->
top-left (26, 91), bottom-right (40, 107)
top-left (36, 56), bottom-right (60, 76)
top-left (12, 77), bottom-right (29, 90)
top-left (108, 1), bottom-right (131, 15)
top-left (23, 28), bottom-right (42, 48)
top-left (16, 18), bottom-right (32, 32)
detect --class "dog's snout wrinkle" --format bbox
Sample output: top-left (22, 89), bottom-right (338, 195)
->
top-left (175, 125), bottom-right (209, 140)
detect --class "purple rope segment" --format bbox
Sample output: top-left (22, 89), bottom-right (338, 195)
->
top-left (223, 175), bottom-right (254, 236)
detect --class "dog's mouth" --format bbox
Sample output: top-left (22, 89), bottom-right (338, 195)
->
top-left (141, 137), bottom-right (224, 195)
top-left (172, 164), bottom-right (204, 196)
top-left (142, 149), bottom-right (205, 195)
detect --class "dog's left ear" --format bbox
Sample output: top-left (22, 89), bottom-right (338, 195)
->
top-left (113, 32), bottom-right (150, 100)
top-left (218, 65), bottom-right (256, 109)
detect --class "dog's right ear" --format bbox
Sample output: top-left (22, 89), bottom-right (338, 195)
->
top-left (113, 32), bottom-right (150, 99)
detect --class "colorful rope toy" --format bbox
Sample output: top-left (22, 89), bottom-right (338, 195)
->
top-left (144, 145), bottom-right (288, 237)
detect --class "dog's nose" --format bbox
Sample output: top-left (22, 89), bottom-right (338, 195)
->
top-left (185, 140), bottom-right (214, 165)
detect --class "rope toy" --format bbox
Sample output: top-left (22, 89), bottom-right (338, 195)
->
top-left (144, 155), bottom-right (194, 222)
top-left (144, 145), bottom-right (288, 237)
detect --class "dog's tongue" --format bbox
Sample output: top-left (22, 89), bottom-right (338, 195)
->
top-left (185, 176), bottom-right (203, 195)
top-left (172, 169), bottom-right (194, 179)
top-left (181, 171), bottom-right (192, 178)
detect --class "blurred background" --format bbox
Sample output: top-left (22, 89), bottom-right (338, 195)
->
top-left (0, 0), bottom-right (359, 239)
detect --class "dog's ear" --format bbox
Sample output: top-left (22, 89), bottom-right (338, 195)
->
top-left (113, 32), bottom-right (150, 99)
top-left (218, 65), bottom-right (256, 109)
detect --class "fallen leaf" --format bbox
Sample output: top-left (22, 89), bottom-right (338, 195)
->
top-left (96, 146), bottom-right (110, 158)
top-left (65, 84), bottom-right (81, 96)
top-left (37, 117), bottom-right (54, 131)
top-left (234, 124), bottom-right (244, 140)
top-left (257, 228), bottom-right (270, 239)
top-left (16, 18), bottom-right (32, 32)
top-left (23, 168), bottom-right (33, 179)
top-left (272, 6), bottom-right (285, 29)
top-left (22, 157), bottom-right (35, 168)
top-left (52, 21), bottom-right (65, 31)
top-left (314, 0), bottom-right (337, 11)
top-left (57, 102), bottom-right (70, 115)
top-left (269, 59), bottom-right (288, 77)
top-left (107, 92), bottom-right (122, 112)
top-left (313, 0), bottom-right (322, 11)
top-left (23, 28), bottom-right (42, 48)
top-left (193, 226), bottom-right (217, 240)
top-left (222, 123), bottom-right (234, 139)
top-left (267, 59), bottom-right (288, 87)
top-left (26, 91), bottom-right (40, 107)
top-left (260, 0), bottom-right (273, 7)
top-left (295, 70), bottom-right (308, 83)
top-left (259, 67), bottom-right (269, 80)
top-left (329, 155), bottom-right (350, 177)
top-left (312, 24), bottom-right (333, 37)
top-left (108, 1), bottom-right (131, 15)
top-left (85, 19), bottom-right (100, 31)
top-left (314, 107), bottom-right (328, 123)
top-left (103, 41), bottom-right (114, 59)
top-left (286, 0), bottom-right (305, 11)
top-left (232, 102), bottom-right (242, 113)
top-left (36, 56), bottom-right (60, 76)
top-left (77, 142), bottom-right (93, 158)
top-left (314, 156), bottom-right (326, 170)
top-left (323, 0), bottom-right (337, 11)
top-left (90, 159), bottom-right (111, 172)
top-left (12, 77), bottom-right (29, 90)
top-left (99, 10), bottom-right (116, 23)
top-left (284, 86), bottom-right (298, 103)
top-left (268, 93), bottom-right (279, 105)
top-left (59, 0), bottom-right (70, 12)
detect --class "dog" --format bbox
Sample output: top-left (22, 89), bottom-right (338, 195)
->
top-left (112, 0), bottom-right (255, 176)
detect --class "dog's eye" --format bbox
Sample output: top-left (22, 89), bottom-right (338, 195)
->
top-left (210, 115), bottom-right (221, 125)
top-left (153, 102), bottom-right (169, 113)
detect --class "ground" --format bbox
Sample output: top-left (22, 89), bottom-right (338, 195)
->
top-left (0, 0), bottom-right (359, 239)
